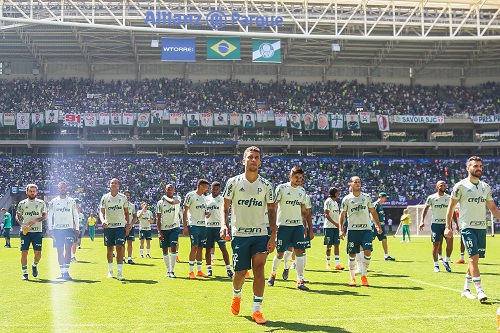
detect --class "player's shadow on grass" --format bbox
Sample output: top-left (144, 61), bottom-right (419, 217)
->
top-left (120, 279), bottom-right (158, 284)
top-left (306, 269), bottom-right (345, 274)
top-left (282, 286), bottom-right (365, 297)
top-left (366, 285), bottom-right (423, 291)
top-left (68, 278), bottom-right (100, 284)
top-left (30, 278), bottom-right (65, 284)
top-left (369, 272), bottom-right (409, 278)
top-left (128, 262), bottom-right (155, 267)
top-left (72, 260), bottom-right (93, 264)
top-left (247, 318), bottom-right (352, 332)
top-left (479, 271), bottom-right (500, 276)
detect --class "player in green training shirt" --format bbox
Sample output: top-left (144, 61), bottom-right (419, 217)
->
top-left (2, 207), bottom-right (12, 248)
top-left (372, 192), bottom-right (395, 261)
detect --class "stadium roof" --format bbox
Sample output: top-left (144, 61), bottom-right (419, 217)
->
top-left (1, 0), bottom-right (499, 78)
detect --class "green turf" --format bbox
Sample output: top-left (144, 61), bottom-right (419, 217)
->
top-left (1, 234), bottom-right (499, 333)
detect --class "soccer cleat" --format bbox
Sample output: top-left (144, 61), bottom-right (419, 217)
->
top-left (461, 289), bottom-right (476, 300)
top-left (348, 279), bottom-right (357, 286)
top-left (176, 257), bottom-right (180, 263)
top-left (117, 273), bottom-right (125, 281)
top-left (282, 268), bottom-right (289, 280)
top-left (196, 271), bottom-right (208, 278)
top-left (245, 271), bottom-right (252, 279)
top-left (146, 254), bottom-right (151, 258)
top-left (63, 272), bottom-right (73, 281)
top-left (57, 274), bottom-right (65, 280)
top-left (169, 272), bottom-right (177, 278)
top-left (291, 262), bottom-right (296, 270)
top-left (477, 290), bottom-right (488, 303)
top-left (140, 255), bottom-right (144, 258)
top-left (107, 271), bottom-right (114, 278)
top-left (22, 273), bottom-right (28, 281)
top-left (297, 280), bottom-right (309, 291)
top-left (231, 296), bottom-right (241, 315)
top-left (456, 259), bottom-right (465, 264)
top-left (227, 270), bottom-right (234, 278)
top-left (127, 259), bottom-right (135, 264)
top-left (326, 264), bottom-right (332, 270)
top-left (302, 278), bottom-right (310, 283)
top-left (32, 265), bottom-right (38, 278)
top-left (78, 246), bottom-right (81, 249)
top-left (441, 261), bottom-right (452, 272)
top-left (335, 265), bottom-right (345, 270)
top-left (434, 266), bottom-right (440, 273)
top-left (251, 310), bottom-right (267, 324)
top-left (384, 256), bottom-right (396, 261)
top-left (207, 270), bottom-right (213, 277)
top-left (267, 274), bottom-right (276, 286)
top-left (361, 276), bottom-right (369, 286)
top-left (71, 257), bottom-right (76, 262)
top-left (189, 272), bottom-right (196, 279)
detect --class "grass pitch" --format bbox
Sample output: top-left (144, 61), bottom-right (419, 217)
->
top-left (1, 234), bottom-right (499, 333)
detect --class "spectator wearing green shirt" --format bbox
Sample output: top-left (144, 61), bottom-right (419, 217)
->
top-left (2, 208), bottom-right (12, 248)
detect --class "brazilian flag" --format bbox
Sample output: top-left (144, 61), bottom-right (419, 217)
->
top-left (207, 37), bottom-right (241, 60)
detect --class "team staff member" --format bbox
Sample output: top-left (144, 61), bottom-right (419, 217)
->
top-left (138, 202), bottom-right (153, 258)
top-left (17, 184), bottom-right (47, 280)
top-left (87, 212), bottom-right (97, 242)
top-left (324, 187), bottom-right (344, 270)
top-left (2, 207), bottom-right (12, 248)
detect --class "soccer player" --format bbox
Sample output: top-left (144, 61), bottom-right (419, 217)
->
top-left (87, 212), bottom-right (97, 242)
top-left (47, 182), bottom-right (80, 280)
top-left (71, 202), bottom-right (85, 261)
top-left (267, 166), bottom-right (309, 291)
top-left (157, 184), bottom-right (181, 277)
top-left (16, 184), bottom-right (47, 280)
top-left (137, 201), bottom-right (153, 258)
top-left (420, 180), bottom-right (456, 273)
top-left (445, 156), bottom-right (500, 302)
top-left (339, 176), bottom-right (382, 287)
top-left (324, 187), bottom-right (344, 270)
top-left (372, 192), bottom-right (396, 261)
top-left (204, 181), bottom-right (233, 278)
top-left (183, 179), bottom-right (210, 279)
top-left (221, 146), bottom-right (276, 325)
top-left (99, 178), bottom-right (131, 280)
top-left (124, 190), bottom-right (138, 264)
top-left (2, 207), bottom-right (12, 248)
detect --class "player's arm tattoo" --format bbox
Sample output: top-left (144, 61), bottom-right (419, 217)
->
top-left (267, 203), bottom-right (277, 233)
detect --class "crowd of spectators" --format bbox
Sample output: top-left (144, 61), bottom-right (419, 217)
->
top-left (0, 78), bottom-right (498, 116)
top-left (2, 157), bottom-right (500, 220)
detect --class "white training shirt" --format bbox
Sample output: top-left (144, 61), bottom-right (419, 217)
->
top-left (183, 191), bottom-right (207, 226)
top-left (424, 193), bottom-right (450, 225)
top-left (304, 193), bottom-right (312, 210)
top-left (99, 192), bottom-right (129, 228)
top-left (138, 210), bottom-right (153, 231)
top-left (128, 202), bottom-right (137, 224)
top-left (275, 183), bottom-right (306, 227)
top-left (324, 197), bottom-right (340, 229)
top-left (47, 196), bottom-right (80, 230)
top-left (205, 194), bottom-right (223, 228)
top-left (451, 178), bottom-right (492, 229)
top-left (341, 192), bottom-right (373, 230)
top-left (17, 198), bottom-right (47, 233)
top-left (156, 195), bottom-right (181, 230)
top-left (223, 173), bottom-right (274, 237)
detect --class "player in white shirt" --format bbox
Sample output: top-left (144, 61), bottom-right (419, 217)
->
top-left (324, 187), bottom-right (344, 270)
top-left (339, 176), bottom-right (382, 287)
top-left (137, 201), bottom-right (153, 258)
top-left (124, 190), bottom-right (138, 264)
top-left (16, 184), bottom-right (47, 281)
top-left (204, 181), bottom-right (233, 278)
top-left (47, 182), bottom-right (80, 280)
top-left (157, 184), bottom-right (182, 278)
top-left (420, 180), bottom-right (458, 273)
top-left (99, 178), bottom-right (131, 280)
top-left (221, 146), bottom-right (276, 325)
top-left (445, 156), bottom-right (500, 302)
top-left (183, 179), bottom-right (210, 279)
top-left (267, 166), bottom-right (309, 291)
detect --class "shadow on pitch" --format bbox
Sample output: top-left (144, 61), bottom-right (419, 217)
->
top-left (127, 262), bottom-right (155, 267)
top-left (243, 318), bottom-right (352, 332)
top-left (120, 279), bottom-right (158, 284)
top-left (281, 286), bottom-right (365, 297)
top-left (369, 272), bottom-right (409, 278)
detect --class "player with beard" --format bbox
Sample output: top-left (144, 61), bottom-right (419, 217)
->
top-left (445, 156), bottom-right (500, 302)
top-left (47, 182), bottom-right (80, 280)
top-left (17, 184), bottom-right (47, 280)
